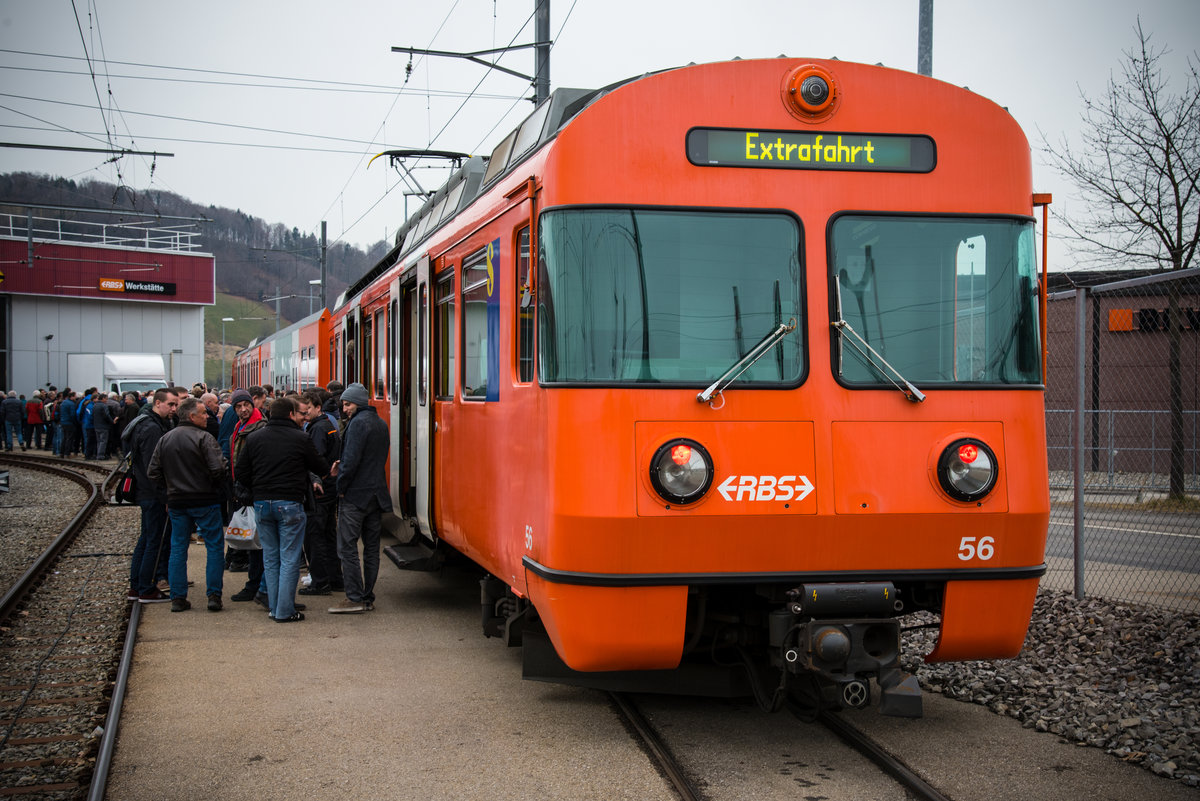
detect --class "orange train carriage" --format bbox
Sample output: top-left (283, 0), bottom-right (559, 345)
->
top-left (231, 310), bottom-right (330, 393)
top-left (302, 57), bottom-right (1050, 717)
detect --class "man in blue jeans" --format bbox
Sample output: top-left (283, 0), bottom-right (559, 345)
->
top-left (234, 396), bottom-right (330, 623)
top-left (148, 397), bottom-right (228, 612)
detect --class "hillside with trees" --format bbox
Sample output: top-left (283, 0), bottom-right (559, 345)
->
top-left (0, 171), bottom-right (389, 325)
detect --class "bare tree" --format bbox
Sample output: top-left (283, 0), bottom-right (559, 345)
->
top-left (1044, 21), bottom-right (1199, 499)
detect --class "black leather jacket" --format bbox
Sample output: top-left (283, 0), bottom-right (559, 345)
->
top-left (235, 418), bottom-right (330, 504)
top-left (148, 420), bottom-right (227, 507)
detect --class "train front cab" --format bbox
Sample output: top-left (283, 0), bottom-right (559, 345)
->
top-left (365, 58), bottom-right (1050, 719)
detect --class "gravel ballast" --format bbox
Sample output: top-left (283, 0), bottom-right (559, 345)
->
top-left (904, 590), bottom-right (1200, 787)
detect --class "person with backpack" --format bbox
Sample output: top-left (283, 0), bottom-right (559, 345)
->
top-left (296, 389), bottom-right (343, 596)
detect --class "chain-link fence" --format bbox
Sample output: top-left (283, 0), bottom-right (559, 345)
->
top-left (1044, 267), bottom-right (1200, 612)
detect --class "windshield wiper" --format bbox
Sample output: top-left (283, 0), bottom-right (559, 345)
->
top-left (831, 319), bottom-right (926, 402)
top-left (698, 318), bottom-right (796, 405)
top-left (832, 280), bottom-right (925, 403)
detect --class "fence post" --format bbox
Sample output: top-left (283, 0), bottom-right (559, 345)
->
top-left (1073, 287), bottom-right (1087, 599)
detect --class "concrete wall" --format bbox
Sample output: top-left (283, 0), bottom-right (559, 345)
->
top-left (6, 295), bottom-right (204, 393)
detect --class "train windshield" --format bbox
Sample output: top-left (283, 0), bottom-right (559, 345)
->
top-left (830, 215), bottom-right (1040, 386)
top-left (538, 208), bottom-right (803, 385)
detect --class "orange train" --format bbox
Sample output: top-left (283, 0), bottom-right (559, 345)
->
top-left (245, 57), bottom-right (1051, 717)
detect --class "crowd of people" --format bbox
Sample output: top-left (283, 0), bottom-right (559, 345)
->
top-left (1, 386), bottom-right (142, 458)
top-left (2, 379), bottom-right (389, 623)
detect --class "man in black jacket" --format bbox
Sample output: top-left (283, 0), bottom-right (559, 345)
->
top-left (126, 389), bottom-right (177, 603)
top-left (297, 389), bottom-right (342, 596)
top-left (329, 382), bottom-right (391, 614)
top-left (235, 396), bottom-right (330, 623)
top-left (148, 397), bottom-right (228, 612)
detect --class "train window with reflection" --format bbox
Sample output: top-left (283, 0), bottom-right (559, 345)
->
top-left (374, 309), bottom-right (386, 398)
top-left (516, 226), bottom-right (533, 383)
top-left (829, 215), bottom-right (1040, 386)
top-left (461, 249), bottom-right (493, 399)
top-left (538, 208), bottom-right (803, 385)
top-left (362, 313), bottom-right (374, 397)
top-left (435, 272), bottom-right (455, 400)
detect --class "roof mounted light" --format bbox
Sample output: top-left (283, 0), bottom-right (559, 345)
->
top-left (781, 64), bottom-right (840, 122)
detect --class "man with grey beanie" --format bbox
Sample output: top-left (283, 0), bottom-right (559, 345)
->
top-left (328, 382), bottom-right (391, 613)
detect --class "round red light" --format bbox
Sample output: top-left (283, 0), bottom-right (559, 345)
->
top-left (958, 444), bottom-right (979, 463)
top-left (671, 445), bottom-right (692, 465)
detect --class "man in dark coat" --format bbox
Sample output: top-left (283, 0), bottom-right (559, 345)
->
top-left (126, 389), bottom-right (178, 603)
top-left (235, 396), bottom-right (330, 622)
top-left (92, 392), bottom-right (116, 459)
top-left (148, 397), bottom-right (228, 612)
top-left (328, 382), bottom-right (391, 614)
top-left (2, 390), bottom-right (24, 451)
top-left (296, 389), bottom-right (342, 596)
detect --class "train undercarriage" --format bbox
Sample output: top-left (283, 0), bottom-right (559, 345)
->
top-left (482, 571), bottom-right (941, 719)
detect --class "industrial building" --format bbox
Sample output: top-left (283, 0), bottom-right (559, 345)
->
top-left (0, 203), bottom-right (213, 394)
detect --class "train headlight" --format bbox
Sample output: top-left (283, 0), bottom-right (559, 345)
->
top-left (937, 439), bottom-right (998, 502)
top-left (649, 439), bottom-right (713, 505)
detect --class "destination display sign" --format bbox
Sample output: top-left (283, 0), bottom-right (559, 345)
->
top-left (99, 277), bottom-right (177, 296)
top-left (686, 128), bottom-right (936, 173)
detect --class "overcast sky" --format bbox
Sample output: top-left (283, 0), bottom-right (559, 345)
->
top-left (2, 0), bottom-right (1198, 273)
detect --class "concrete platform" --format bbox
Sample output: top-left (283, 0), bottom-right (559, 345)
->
top-left (104, 544), bottom-right (675, 801)
top-left (105, 542), bottom-right (1198, 800)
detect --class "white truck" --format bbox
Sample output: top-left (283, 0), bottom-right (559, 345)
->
top-left (66, 353), bottom-right (168, 395)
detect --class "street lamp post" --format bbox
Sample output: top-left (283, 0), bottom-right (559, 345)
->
top-left (221, 317), bottom-right (234, 389)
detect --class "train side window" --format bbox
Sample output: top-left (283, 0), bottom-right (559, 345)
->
top-left (461, 249), bottom-right (490, 400)
top-left (345, 316), bottom-right (357, 384)
top-left (374, 309), bottom-right (386, 398)
top-left (389, 299), bottom-right (398, 401)
top-left (362, 313), bottom-right (375, 398)
top-left (418, 284), bottom-right (428, 407)
top-left (516, 226), bottom-right (533, 383)
top-left (332, 333), bottom-right (340, 384)
top-left (435, 271), bottom-right (456, 400)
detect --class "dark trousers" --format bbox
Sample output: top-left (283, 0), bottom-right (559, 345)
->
top-left (131, 499), bottom-right (168, 595)
top-left (61, 422), bottom-right (80, 456)
top-left (240, 549), bottom-right (265, 594)
top-left (336, 497), bottom-right (382, 604)
top-left (22, 423), bottom-right (44, 449)
top-left (304, 499), bottom-right (342, 590)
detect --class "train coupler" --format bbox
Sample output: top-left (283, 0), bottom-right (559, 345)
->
top-left (772, 609), bottom-right (922, 717)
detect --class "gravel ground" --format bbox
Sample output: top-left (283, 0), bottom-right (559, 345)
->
top-left (0, 462), bottom-right (135, 800)
top-left (0, 465), bottom-right (90, 589)
top-left (903, 589), bottom-right (1200, 787)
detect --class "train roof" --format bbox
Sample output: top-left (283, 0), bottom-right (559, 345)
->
top-left (243, 307), bottom-right (327, 349)
top-left (336, 81), bottom-right (637, 310)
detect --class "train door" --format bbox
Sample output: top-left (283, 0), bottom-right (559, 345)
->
top-left (414, 254), bottom-right (435, 538)
top-left (388, 274), bottom-right (410, 518)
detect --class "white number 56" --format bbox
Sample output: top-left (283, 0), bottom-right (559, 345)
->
top-left (957, 536), bottom-right (995, 561)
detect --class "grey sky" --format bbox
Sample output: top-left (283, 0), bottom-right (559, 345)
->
top-left (1, 0), bottom-right (1197, 270)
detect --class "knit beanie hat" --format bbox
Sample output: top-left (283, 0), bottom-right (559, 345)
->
top-left (341, 382), bottom-right (369, 407)
top-left (229, 389), bottom-right (252, 406)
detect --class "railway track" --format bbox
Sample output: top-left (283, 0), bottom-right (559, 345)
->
top-left (0, 454), bottom-right (141, 800)
top-left (612, 689), bottom-right (958, 801)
